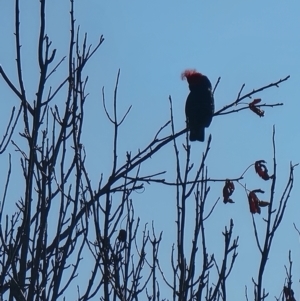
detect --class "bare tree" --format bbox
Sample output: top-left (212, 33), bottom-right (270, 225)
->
top-left (0, 1), bottom-right (295, 301)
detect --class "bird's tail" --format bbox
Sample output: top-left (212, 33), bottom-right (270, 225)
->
top-left (190, 127), bottom-right (205, 142)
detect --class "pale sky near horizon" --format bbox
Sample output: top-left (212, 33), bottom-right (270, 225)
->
top-left (0, 1), bottom-right (299, 300)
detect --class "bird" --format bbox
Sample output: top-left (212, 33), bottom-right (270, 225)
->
top-left (182, 69), bottom-right (214, 142)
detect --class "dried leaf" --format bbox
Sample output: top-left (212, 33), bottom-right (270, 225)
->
top-left (223, 180), bottom-right (235, 204)
top-left (255, 160), bottom-right (272, 180)
top-left (249, 98), bottom-right (264, 117)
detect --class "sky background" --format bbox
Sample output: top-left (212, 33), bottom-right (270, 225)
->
top-left (0, 1), bottom-right (300, 300)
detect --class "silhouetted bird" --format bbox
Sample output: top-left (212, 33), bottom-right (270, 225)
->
top-left (117, 229), bottom-right (127, 243)
top-left (182, 70), bottom-right (214, 142)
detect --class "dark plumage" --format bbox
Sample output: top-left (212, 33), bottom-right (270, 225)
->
top-left (182, 70), bottom-right (214, 142)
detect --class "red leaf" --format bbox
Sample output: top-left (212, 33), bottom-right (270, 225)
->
top-left (249, 98), bottom-right (264, 117)
top-left (258, 201), bottom-right (270, 207)
top-left (248, 189), bottom-right (268, 214)
top-left (255, 160), bottom-right (271, 180)
top-left (248, 191), bottom-right (261, 214)
top-left (251, 98), bottom-right (262, 105)
top-left (223, 180), bottom-right (235, 204)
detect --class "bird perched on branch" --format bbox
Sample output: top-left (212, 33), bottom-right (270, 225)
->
top-left (182, 69), bottom-right (214, 142)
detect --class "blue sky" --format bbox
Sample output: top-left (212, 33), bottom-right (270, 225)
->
top-left (0, 1), bottom-right (299, 300)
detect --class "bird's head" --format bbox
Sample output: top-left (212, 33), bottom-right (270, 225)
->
top-left (181, 69), bottom-right (203, 85)
top-left (181, 69), bottom-right (212, 92)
